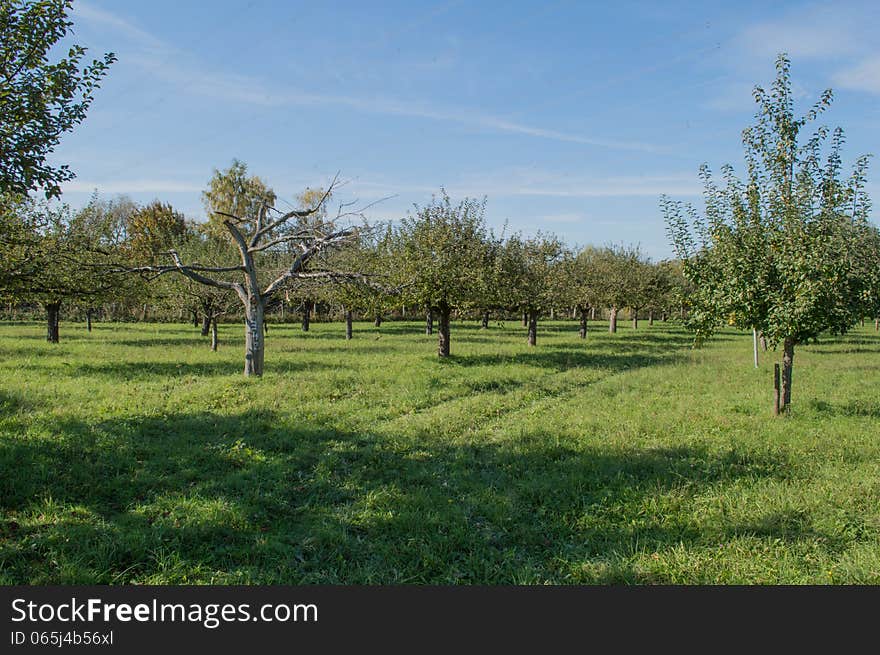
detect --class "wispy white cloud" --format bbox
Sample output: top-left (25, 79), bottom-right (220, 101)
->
top-left (348, 170), bottom-right (702, 200)
top-left (834, 55), bottom-right (880, 94)
top-left (540, 212), bottom-right (586, 224)
top-left (62, 179), bottom-right (204, 194)
top-left (77, 3), bottom-right (665, 154)
top-left (738, 9), bottom-right (865, 61)
top-left (729, 3), bottom-right (880, 97)
top-left (74, 1), bottom-right (169, 53)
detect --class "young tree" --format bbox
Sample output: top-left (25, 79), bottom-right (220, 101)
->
top-left (1, 0), bottom-right (115, 198)
top-left (395, 191), bottom-right (489, 357)
top-left (664, 54), bottom-right (873, 413)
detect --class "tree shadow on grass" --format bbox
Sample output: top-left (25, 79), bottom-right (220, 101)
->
top-left (808, 399), bottom-right (880, 419)
top-left (0, 406), bottom-right (832, 584)
top-left (448, 344), bottom-right (685, 373)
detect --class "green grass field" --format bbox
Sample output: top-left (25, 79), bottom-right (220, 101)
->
top-left (1, 318), bottom-right (879, 584)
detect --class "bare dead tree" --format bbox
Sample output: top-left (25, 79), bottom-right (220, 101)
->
top-left (130, 177), bottom-right (381, 376)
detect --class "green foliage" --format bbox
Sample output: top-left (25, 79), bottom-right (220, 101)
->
top-left (395, 190), bottom-right (489, 313)
top-left (664, 53), bottom-right (875, 347)
top-left (494, 232), bottom-right (565, 314)
top-left (126, 201), bottom-right (188, 263)
top-left (201, 159), bottom-right (276, 243)
top-left (585, 244), bottom-right (648, 312)
top-left (0, 0), bottom-right (115, 198)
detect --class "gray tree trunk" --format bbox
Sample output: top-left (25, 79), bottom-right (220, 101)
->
top-left (425, 308), bottom-right (433, 335)
top-left (527, 311), bottom-right (537, 346)
top-left (201, 315), bottom-right (211, 337)
top-left (374, 314), bottom-right (382, 328)
top-left (46, 301), bottom-right (61, 343)
top-left (632, 307), bottom-right (639, 330)
top-left (481, 310), bottom-right (489, 329)
top-left (211, 318), bottom-right (218, 351)
top-left (438, 304), bottom-right (451, 357)
top-left (244, 299), bottom-right (265, 377)
top-left (522, 312), bottom-right (528, 327)
top-left (609, 307), bottom-right (618, 333)
top-left (648, 309), bottom-right (654, 326)
top-left (345, 309), bottom-right (353, 340)
top-left (782, 337), bottom-right (795, 412)
top-left (86, 308), bottom-right (93, 332)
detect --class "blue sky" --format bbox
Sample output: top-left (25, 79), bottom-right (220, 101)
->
top-left (52, 0), bottom-right (880, 258)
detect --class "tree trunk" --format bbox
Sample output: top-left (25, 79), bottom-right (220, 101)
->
top-left (781, 337), bottom-right (795, 412)
top-left (875, 317), bottom-right (879, 332)
top-left (192, 311), bottom-right (199, 328)
top-left (578, 307), bottom-right (588, 339)
top-left (591, 307), bottom-right (596, 320)
top-left (527, 311), bottom-right (537, 347)
top-left (302, 300), bottom-right (312, 331)
top-left (46, 301), bottom-right (61, 343)
top-left (481, 310), bottom-right (489, 329)
top-left (425, 309), bottom-right (433, 335)
top-left (549, 308), bottom-right (555, 320)
top-left (201, 314), bottom-right (211, 337)
top-left (345, 309), bottom-right (353, 340)
top-left (752, 328), bottom-right (759, 369)
top-left (648, 309), bottom-right (654, 326)
top-left (141, 303), bottom-right (148, 322)
top-left (244, 300), bottom-right (265, 377)
top-left (211, 318), bottom-right (218, 351)
top-left (760, 332), bottom-right (768, 352)
top-left (632, 307), bottom-right (639, 330)
top-left (374, 314), bottom-right (382, 328)
top-left (86, 308), bottom-right (93, 332)
top-left (438, 304), bottom-right (451, 357)
top-left (609, 307), bottom-right (618, 333)
top-left (522, 312), bottom-right (528, 327)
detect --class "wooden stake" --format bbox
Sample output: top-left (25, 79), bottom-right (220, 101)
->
top-left (773, 363), bottom-right (781, 416)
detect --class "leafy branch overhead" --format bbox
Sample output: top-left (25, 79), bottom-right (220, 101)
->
top-left (0, 0), bottom-right (116, 198)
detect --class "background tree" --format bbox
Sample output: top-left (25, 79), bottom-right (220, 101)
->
top-left (395, 191), bottom-right (489, 357)
top-left (201, 159), bottom-right (276, 242)
top-left (5, 197), bottom-right (123, 342)
top-left (591, 244), bottom-right (642, 333)
top-left (565, 246), bottom-right (604, 338)
top-left (664, 53), bottom-right (873, 413)
top-left (0, 192), bottom-right (43, 295)
top-left (1, 0), bottom-right (115, 198)
top-left (624, 250), bottom-right (654, 329)
top-left (497, 232), bottom-right (564, 346)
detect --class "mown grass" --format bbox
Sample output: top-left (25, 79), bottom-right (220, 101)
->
top-left (1, 317), bottom-right (879, 584)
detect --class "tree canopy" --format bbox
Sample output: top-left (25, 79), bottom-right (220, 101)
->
top-left (0, 0), bottom-right (115, 198)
